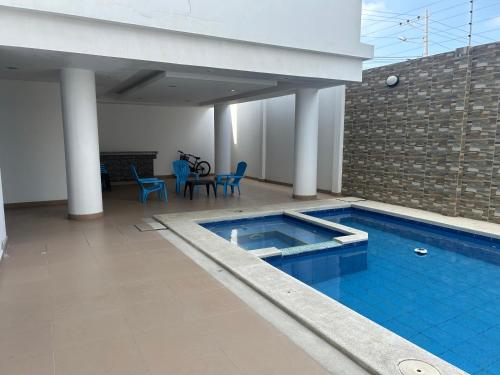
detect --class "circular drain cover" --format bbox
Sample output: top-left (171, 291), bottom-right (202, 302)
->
top-left (398, 360), bottom-right (441, 375)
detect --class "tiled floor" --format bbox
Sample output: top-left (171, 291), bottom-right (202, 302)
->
top-left (0, 180), bottom-right (333, 375)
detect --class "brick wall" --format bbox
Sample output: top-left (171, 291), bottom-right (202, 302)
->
top-left (342, 42), bottom-right (500, 223)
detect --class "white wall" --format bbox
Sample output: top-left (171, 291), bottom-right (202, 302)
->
top-left (0, 168), bottom-right (6, 258)
top-left (232, 86), bottom-right (346, 192)
top-left (230, 101), bottom-right (263, 178)
top-left (0, 80), bottom-right (67, 204)
top-left (0, 0), bottom-right (370, 58)
top-left (97, 103), bottom-right (214, 176)
top-left (0, 79), bottom-right (215, 204)
top-left (0, 78), bottom-right (345, 205)
top-left (265, 95), bottom-right (295, 184)
top-left (318, 86), bottom-right (346, 192)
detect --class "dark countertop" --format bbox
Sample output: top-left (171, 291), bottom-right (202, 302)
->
top-left (100, 151), bottom-right (158, 156)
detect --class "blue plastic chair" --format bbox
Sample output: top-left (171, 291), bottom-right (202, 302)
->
top-left (130, 164), bottom-right (167, 203)
top-left (215, 161), bottom-right (247, 197)
top-left (172, 160), bottom-right (199, 193)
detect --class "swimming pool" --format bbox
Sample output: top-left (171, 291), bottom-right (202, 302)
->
top-left (201, 214), bottom-right (345, 250)
top-left (267, 208), bottom-right (500, 375)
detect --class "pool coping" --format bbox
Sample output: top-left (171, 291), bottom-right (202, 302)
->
top-left (153, 198), bottom-right (497, 375)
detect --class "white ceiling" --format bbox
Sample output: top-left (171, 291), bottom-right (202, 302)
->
top-left (0, 46), bottom-right (343, 106)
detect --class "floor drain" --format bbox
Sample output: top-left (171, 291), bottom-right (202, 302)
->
top-left (398, 360), bottom-right (440, 375)
top-left (134, 222), bottom-right (167, 232)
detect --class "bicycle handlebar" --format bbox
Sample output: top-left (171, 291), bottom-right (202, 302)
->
top-left (178, 150), bottom-right (200, 159)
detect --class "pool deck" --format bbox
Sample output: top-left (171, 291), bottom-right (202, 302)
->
top-left (155, 198), bottom-right (500, 375)
top-left (0, 180), bottom-right (339, 375)
top-left (2, 179), bottom-right (499, 374)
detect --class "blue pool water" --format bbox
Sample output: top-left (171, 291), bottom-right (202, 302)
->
top-left (201, 214), bottom-right (344, 250)
top-left (267, 208), bottom-right (500, 375)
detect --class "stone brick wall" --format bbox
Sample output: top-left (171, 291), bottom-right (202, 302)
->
top-left (342, 42), bottom-right (500, 223)
top-left (100, 152), bottom-right (157, 182)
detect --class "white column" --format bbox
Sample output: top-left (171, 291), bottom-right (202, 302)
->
top-left (293, 88), bottom-right (320, 199)
top-left (331, 85), bottom-right (345, 194)
top-left (60, 68), bottom-right (103, 219)
top-left (214, 103), bottom-right (232, 175)
top-left (260, 100), bottom-right (267, 180)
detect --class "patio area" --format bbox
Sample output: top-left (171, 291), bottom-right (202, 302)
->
top-left (0, 180), bottom-right (336, 375)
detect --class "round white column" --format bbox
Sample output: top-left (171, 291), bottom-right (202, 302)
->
top-left (293, 88), bottom-right (320, 199)
top-left (214, 103), bottom-right (232, 175)
top-left (60, 68), bottom-right (103, 219)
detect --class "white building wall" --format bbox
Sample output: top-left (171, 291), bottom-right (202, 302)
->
top-left (0, 0), bottom-right (370, 57)
top-left (0, 80), bottom-right (67, 204)
top-left (97, 103), bottom-right (214, 177)
top-left (230, 101), bottom-right (263, 178)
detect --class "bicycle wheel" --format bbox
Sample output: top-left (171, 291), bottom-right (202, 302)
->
top-left (196, 161), bottom-right (211, 177)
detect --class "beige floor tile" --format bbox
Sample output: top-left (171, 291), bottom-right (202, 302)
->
top-left (45, 244), bottom-right (97, 268)
top-left (122, 299), bottom-right (184, 333)
top-left (134, 324), bottom-right (224, 375)
top-left (0, 353), bottom-right (54, 375)
top-left (0, 278), bottom-right (51, 304)
top-left (178, 287), bottom-right (247, 322)
top-left (91, 241), bottom-right (138, 261)
top-left (0, 263), bottom-right (48, 286)
top-left (1, 254), bottom-right (47, 269)
top-left (127, 238), bottom-right (178, 252)
top-left (177, 352), bottom-right (245, 375)
top-left (54, 309), bottom-right (131, 350)
top-left (84, 227), bottom-right (129, 248)
top-left (0, 322), bottom-right (53, 362)
top-left (152, 257), bottom-right (206, 281)
top-left (54, 335), bottom-right (149, 375)
top-left (0, 298), bottom-right (53, 333)
top-left (49, 270), bottom-right (114, 299)
top-left (115, 278), bottom-right (177, 307)
top-left (166, 272), bottom-right (224, 297)
top-left (219, 337), bottom-right (330, 375)
top-left (1, 243), bottom-right (46, 267)
top-left (53, 289), bottom-right (121, 321)
top-left (45, 234), bottom-right (89, 250)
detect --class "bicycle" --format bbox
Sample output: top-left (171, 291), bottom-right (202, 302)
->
top-left (177, 150), bottom-right (211, 177)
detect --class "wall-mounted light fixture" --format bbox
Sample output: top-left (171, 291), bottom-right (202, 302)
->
top-left (386, 75), bottom-right (399, 87)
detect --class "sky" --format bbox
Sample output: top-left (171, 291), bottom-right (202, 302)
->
top-left (361, 0), bottom-right (500, 69)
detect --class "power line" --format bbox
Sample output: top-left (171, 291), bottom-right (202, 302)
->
top-left (400, 0), bottom-right (465, 16)
top-left (362, 14), bottom-right (424, 37)
top-left (361, 9), bottom-right (419, 17)
top-left (417, 18), bottom-right (497, 43)
top-left (362, 19), bottom-right (400, 23)
top-left (362, 0), bottom-right (500, 69)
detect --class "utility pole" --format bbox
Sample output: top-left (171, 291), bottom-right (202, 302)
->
top-left (467, 0), bottom-right (474, 47)
top-left (423, 9), bottom-right (429, 57)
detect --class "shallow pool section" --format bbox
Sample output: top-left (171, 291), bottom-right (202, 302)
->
top-left (267, 208), bottom-right (500, 375)
top-left (201, 214), bottom-right (345, 251)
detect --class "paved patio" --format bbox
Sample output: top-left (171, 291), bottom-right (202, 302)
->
top-left (0, 179), bottom-right (334, 375)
